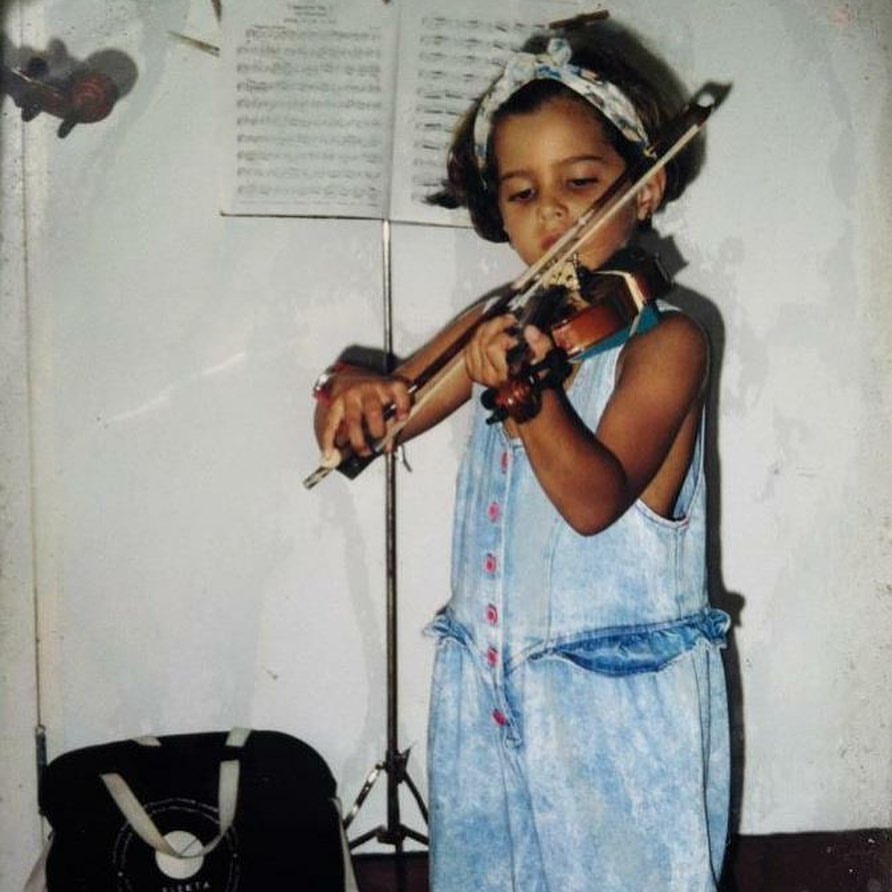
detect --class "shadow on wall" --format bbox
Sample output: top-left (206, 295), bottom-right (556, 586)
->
top-left (641, 228), bottom-right (747, 840)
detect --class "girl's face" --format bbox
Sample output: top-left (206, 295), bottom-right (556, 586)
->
top-left (493, 96), bottom-right (661, 269)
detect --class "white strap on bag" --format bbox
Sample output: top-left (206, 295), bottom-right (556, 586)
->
top-left (99, 727), bottom-right (249, 859)
top-left (22, 728), bottom-right (358, 891)
top-left (332, 798), bottom-right (359, 892)
top-left (22, 834), bottom-right (51, 892)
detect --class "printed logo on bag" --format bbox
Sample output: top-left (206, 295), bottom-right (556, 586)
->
top-left (160, 886), bottom-right (212, 892)
top-left (112, 797), bottom-right (240, 891)
top-left (156, 830), bottom-right (206, 880)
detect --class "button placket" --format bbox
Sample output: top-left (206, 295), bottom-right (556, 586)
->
top-left (481, 439), bottom-right (521, 747)
top-left (482, 445), bottom-right (507, 682)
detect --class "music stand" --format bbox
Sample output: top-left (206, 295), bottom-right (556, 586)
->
top-left (342, 221), bottom-right (428, 852)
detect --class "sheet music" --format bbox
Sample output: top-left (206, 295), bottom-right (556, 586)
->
top-left (220, 0), bottom-right (584, 222)
top-left (389, 0), bottom-right (581, 226)
top-left (221, 1), bottom-right (397, 217)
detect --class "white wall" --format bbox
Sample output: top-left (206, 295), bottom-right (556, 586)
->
top-left (1, 0), bottom-right (890, 887)
top-left (1, 2), bottom-right (41, 881)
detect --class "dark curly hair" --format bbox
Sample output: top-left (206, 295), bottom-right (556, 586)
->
top-left (427, 20), bottom-right (704, 243)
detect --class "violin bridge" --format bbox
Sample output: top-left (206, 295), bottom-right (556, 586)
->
top-left (540, 252), bottom-right (585, 308)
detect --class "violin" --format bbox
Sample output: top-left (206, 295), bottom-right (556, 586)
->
top-left (1, 57), bottom-right (118, 137)
top-left (304, 84), bottom-right (724, 489)
top-left (479, 246), bottom-right (671, 425)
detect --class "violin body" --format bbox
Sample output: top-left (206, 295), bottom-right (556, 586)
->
top-left (551, 248), bottom-right (668, 357)
top-left (481, 246), bottom-right (671, 423)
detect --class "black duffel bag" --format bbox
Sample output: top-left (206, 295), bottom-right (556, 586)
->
top-left (28, 728), bottom-right (356, 891)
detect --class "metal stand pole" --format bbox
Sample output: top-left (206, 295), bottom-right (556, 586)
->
top-left (343, 220), bottom-right (428, 852)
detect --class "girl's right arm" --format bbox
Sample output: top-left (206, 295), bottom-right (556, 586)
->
top-left (314, 300), bottom-right (487, 464)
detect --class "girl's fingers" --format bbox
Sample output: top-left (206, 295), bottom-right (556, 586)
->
top-left (322, 376), bottom-right (412, 457)
top-left (465, 315), bottom-right (518, 386)
top-left (321, 402), bottom-right (345, 455)
top-left (390, 378), bottom-right (412, 420)
top-left (523, 324), bottom-right (555, 363)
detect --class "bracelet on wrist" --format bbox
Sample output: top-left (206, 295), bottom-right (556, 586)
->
top-left (312, 361), bottom-right (350, 406)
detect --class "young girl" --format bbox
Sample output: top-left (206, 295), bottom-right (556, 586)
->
top-left (314, 22), bottom-right (730, 891)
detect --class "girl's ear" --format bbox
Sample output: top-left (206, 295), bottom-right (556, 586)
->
top-left (635, 167), bottom-right (667, 221)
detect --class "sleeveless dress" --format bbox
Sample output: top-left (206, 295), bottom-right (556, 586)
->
top-left (426, 320), bottom-right (730, 891)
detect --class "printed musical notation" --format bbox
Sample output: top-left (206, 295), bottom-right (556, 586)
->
top-left (390, 7), bottom-right (556, 225)
top-left (221, 2), bottom-right (396, 217)
top-left (220, 0), bottom-right (582, 223)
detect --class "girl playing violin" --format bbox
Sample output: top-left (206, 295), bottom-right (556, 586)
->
top-left (314, 21), bottom-right (730, 891)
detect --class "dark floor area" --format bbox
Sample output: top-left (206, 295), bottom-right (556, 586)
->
top-left (353, 851), bottom-right (428, 892)
top-left (353, 829), bottom-right (892, 891)
top-left (723, 829), bottom-right (891, 892)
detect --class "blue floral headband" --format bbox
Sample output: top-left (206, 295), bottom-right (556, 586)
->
top-left (473, 38), bottom-right (650, 172)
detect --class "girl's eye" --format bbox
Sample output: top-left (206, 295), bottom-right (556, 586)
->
top-left (568, 177), bottom-right (598, 189)
top-left (507, 187), bottom-right (534, 203)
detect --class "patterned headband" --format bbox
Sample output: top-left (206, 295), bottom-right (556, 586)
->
top-left (473, 37), bottom-right (650, 172)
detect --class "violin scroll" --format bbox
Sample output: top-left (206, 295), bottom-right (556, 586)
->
top-left (481, 349), bottom-right (572, 425)
top-left (1, 56), bottom-right (119, 137)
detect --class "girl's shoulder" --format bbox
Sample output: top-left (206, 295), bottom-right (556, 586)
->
top-left (628, 307), bottom-right (706, 358)
top-left (616, 308), bottom-right (708, 390)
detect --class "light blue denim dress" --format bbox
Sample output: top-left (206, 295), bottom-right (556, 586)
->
top-left (426, 325), bottom-right (731, 891)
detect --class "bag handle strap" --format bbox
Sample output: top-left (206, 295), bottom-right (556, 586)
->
top-left (332, 797), bottom-right (360, 892)
top-left (22, 834), bottom-right (51, 892)
top-left (99, 727), bottom-right (249, 859)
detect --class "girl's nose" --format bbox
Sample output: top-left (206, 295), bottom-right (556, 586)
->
top-left (538, 193), bottom-right (567, 223)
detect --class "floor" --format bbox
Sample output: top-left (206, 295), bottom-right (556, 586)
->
top-left (352, 829), bottom-right (892, 891)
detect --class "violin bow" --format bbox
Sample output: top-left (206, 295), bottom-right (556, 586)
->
top-left (304, 84), bottom-right (725, 489)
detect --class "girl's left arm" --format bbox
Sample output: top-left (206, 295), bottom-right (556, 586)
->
top-left (471, 313), bottom-right (707, 535)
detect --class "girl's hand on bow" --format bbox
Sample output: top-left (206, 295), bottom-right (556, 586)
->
top-left (317, 371), bottom-right (412, 463)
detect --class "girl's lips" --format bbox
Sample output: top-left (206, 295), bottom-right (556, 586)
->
top-left (541, 232), bottom-right (565, 251)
